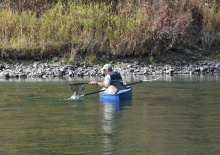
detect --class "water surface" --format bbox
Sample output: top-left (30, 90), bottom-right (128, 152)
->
top-left (0, 75), bottom-right (220, 154)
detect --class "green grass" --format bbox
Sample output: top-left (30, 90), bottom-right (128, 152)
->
top-left (0, 0), bottom-right (219, 60)
top-left (148, 51), bottom-right (155, 65)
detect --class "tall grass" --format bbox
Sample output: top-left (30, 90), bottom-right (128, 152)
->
top-left (0, 0), bottom-right (219, 59)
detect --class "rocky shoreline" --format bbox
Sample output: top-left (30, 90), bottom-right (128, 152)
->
top-left (0, 53), bottom-right (220, 80)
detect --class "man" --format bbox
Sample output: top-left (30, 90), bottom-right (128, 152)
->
top-left (89, 64), bottom-right (126, 93)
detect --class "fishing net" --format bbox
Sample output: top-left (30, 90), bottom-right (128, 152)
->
top-left (69, 83), bottom-right (87, 99)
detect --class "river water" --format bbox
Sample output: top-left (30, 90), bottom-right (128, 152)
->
top-left (0, 75), bottom-right (220, 154)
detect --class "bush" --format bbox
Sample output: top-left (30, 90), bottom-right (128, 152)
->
top-left (0, 0), bottom-right (219, 59)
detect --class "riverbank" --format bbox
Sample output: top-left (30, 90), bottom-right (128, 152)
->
top-left (1, 47), bottom-right (220, 79)
top-left (1, 0), bottom-right (219, 79)
top-left (0, 0), bottom-right (219, 59)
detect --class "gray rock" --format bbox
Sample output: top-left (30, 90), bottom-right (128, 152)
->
top-left (209, 66), bottom-right (215, 72)
top-left (33, 62), bottom-right (40, 68)
top-left (1, 54), bottom-right (220, 80)
top-left (184, 49), bottom-right (194, 56)
top-left (0, 64), bottom-right (4, 70)
top-left (19, 74), bottom-right (27, 78)
top-left (53, 62), bottom-right (61, 67)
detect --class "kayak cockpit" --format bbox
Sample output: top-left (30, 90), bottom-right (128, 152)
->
top-left (99, 86), bottom-right (132, 101)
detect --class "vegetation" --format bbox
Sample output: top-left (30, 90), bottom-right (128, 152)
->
top-left (0, 0), bottom-right (219, 60)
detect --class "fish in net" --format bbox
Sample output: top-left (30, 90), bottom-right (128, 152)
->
top-left (69, 83), bottom-right (87, 99)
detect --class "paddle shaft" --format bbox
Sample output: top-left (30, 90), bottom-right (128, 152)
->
top-left (126, 78), bottom-right (159, 86)
top-left (82, 90), bottom-right (104, 96)
top-left (82, 81), bottom-right (143, 97)
top-left (126, 80), bottom-right (143, 86)
top-left (72, 78), bottom-right (158, 97)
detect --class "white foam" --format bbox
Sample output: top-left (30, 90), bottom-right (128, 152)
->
top-left (70, 92), bottom-right (80, 100)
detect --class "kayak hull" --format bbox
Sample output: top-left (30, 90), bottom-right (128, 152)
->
top-left (99, 86), bottom-right (132, 101)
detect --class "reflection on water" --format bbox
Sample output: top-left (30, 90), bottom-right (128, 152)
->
top-left (0, 75), bottom-right (220, 154)
top-left (100, 99), bottom-right (132, 154)
top-left (1, 74), bottom-right (220, 83)
top-left (157, 74), bottom-right (220, 82)
top-left (101, 100), bottom-right (117, 154)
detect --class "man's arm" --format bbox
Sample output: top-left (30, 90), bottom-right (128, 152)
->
top-left (89, 81), bottom-right (106, 87)
top-left (89, 74), bottom-right (111, 87)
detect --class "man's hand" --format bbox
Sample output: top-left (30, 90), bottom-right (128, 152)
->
top-left (89, 81), bottom-right (97, 85)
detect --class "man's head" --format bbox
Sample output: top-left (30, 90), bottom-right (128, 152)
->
top-left (101, 64), bottom-right (112, 74)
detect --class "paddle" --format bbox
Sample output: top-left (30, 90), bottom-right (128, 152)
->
top-left (81, 81), bottom-right (143, 97)
top-left (70, 77), bottom-right (159, 97)
top-left (126, 78), bottom-right (160, 86)
top-left (82, 90), bottom-right (104, 96)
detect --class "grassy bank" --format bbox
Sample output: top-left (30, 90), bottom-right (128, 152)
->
top-left (0, 0), bottom-right (219, 61)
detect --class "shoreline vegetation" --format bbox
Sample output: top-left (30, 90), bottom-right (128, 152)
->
top-left (0, 0), bottom-right (219, 63)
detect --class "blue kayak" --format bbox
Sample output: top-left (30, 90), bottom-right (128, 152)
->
top-left (99, 86), bottom-right (132, 101)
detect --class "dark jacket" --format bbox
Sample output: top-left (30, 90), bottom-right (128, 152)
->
top-left (107, 71), bottom-right (123, 83)
top-left (106, 72), bottom-right (126, 89)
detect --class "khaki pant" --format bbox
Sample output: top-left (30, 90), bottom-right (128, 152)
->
top-left (104, 82), bottom-right (126, 94)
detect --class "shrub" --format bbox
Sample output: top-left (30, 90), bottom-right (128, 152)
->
top-left (0, 0), bottom-right (219, 59)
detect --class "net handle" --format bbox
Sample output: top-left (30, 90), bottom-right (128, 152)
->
top-left (69, 83), bottom-right (88, 86)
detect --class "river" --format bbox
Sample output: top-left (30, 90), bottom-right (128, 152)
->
top-left (0, 75), bottom-right (220, 154)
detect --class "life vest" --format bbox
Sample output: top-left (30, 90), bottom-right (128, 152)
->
top-left (104, 72), bottom-right (126, 93)
top-left (106, 72), bottom-right (124, 85)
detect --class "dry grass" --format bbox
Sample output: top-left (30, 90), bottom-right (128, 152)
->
top-left (0, 0), bottom-right (219, 59)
